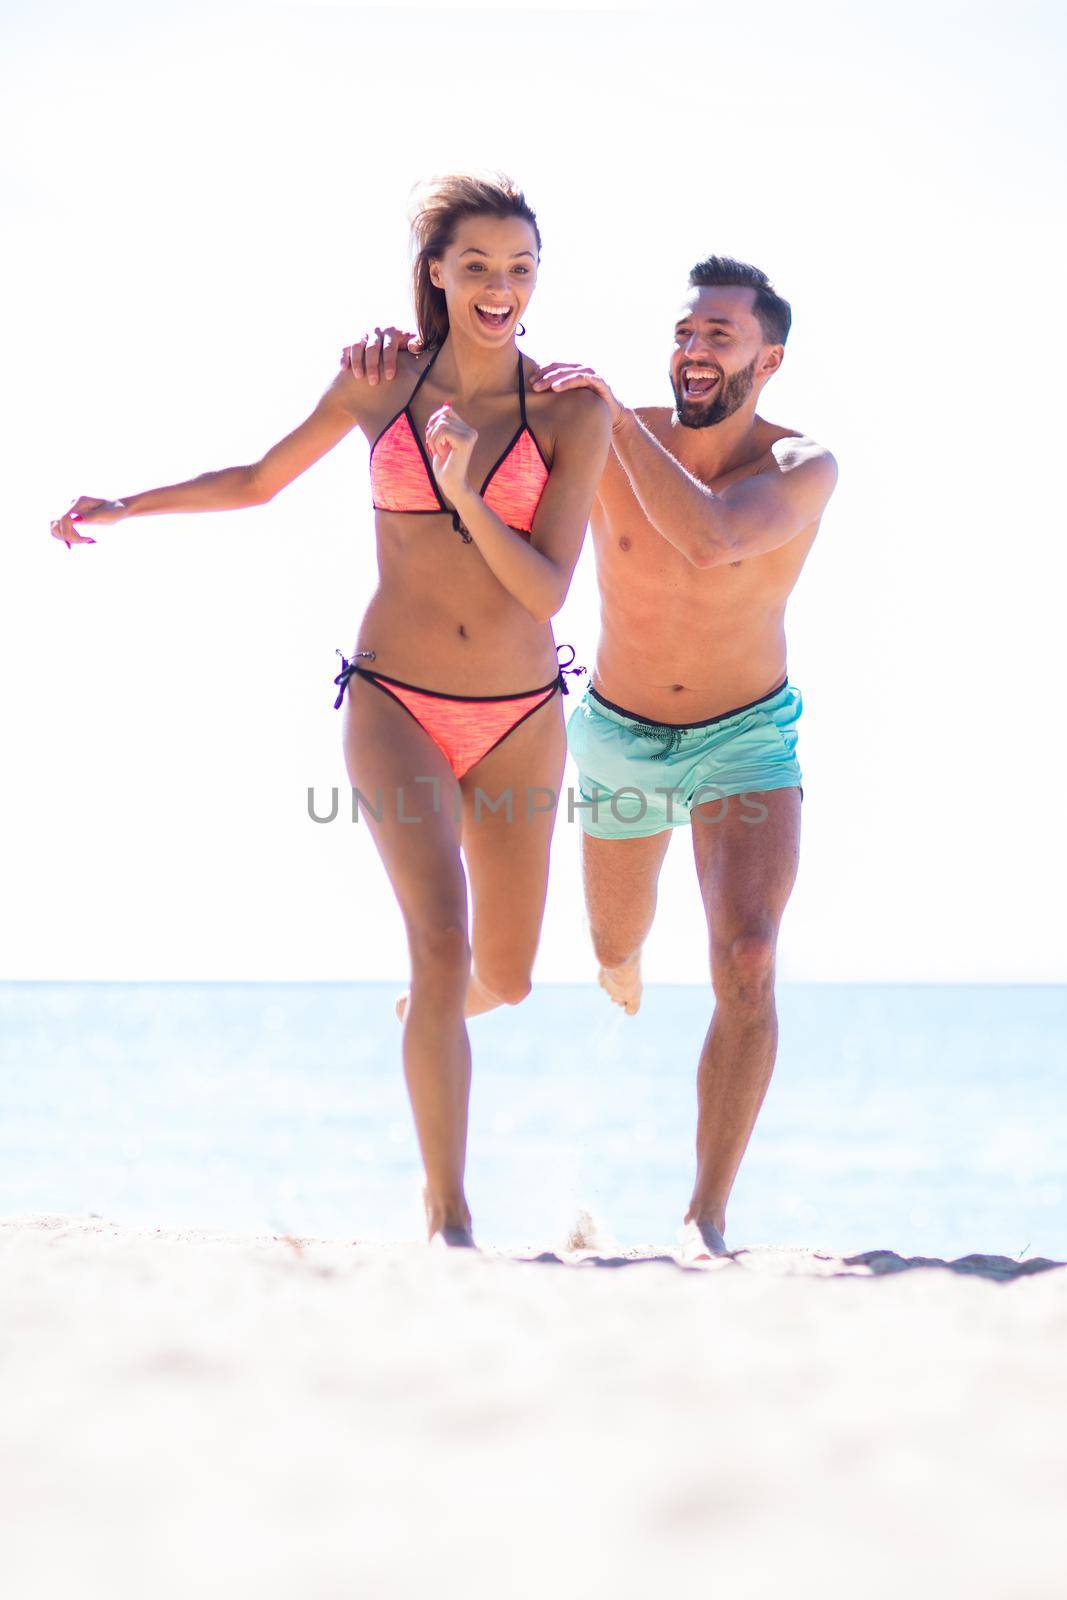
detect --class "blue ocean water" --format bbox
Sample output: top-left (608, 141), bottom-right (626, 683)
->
top-left (0, 982), bottom-right (1063, 1260)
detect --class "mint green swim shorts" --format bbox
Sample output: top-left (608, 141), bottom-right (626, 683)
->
top-left (565, 677), bottom-right (804, 841)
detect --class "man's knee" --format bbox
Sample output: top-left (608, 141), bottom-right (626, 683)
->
top-left (711, 930), bottom-right (777, 1007)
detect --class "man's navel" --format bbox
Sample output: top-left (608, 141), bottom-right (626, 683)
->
top-left (618, 536), bottom-right (631, 552)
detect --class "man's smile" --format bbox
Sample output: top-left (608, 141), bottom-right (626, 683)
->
top-left (682, 364), bottom-right (721, 398)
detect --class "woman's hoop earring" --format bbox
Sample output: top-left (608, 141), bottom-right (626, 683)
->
top-left (517, 322), bottom-right (526, 337)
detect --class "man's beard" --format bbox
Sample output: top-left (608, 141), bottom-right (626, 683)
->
top-left (672, 354), bottom-right (758, 428)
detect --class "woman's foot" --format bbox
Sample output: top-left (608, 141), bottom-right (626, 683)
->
top-left (597, 951), bottom-right (643, 1015)
top-left (431, 1224), bottom-right (478, 1250)
top-left (396, 970), bottom-right (506, 1025)
top-left (424, 1186), bottom-right (476, 1249)
top-left (680, 1209), bottom-right (730, 1260)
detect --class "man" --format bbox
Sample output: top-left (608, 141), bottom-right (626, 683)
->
top-left (341, 257), bottom-right (838, 1255)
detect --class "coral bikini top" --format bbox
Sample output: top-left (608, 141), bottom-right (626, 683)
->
top-left (369, 343), bottom-right (549, 542)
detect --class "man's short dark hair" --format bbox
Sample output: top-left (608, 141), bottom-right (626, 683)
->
top-left (687, 256), bottom-right (792, 345)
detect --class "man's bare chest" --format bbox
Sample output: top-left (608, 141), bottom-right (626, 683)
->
top-left (593, 449), bottom-right (768, 579)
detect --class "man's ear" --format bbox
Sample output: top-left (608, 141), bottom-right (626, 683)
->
top-left (761, 345), bottom-right (785, 379)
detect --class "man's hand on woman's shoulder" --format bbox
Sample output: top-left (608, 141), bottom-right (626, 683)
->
top-left (530, 361), bottom-right (626, 429)
top-left (339, 327), bottom-right (422, 386)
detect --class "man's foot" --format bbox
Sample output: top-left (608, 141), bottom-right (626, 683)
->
top-left (597, 952), bottom-right (642, 1015)
top-left (680, 1217), bottom-right (731, 1260)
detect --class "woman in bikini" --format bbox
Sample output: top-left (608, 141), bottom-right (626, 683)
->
top-left (49, 174), bottom-right (611, 1247)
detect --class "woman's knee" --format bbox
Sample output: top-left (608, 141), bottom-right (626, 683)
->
top-left (408, 918), bottom-right (472, 988)
top-left (474, 964), bottom-right (533, 1007)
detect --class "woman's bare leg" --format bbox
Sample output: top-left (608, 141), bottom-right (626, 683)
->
top-left (394, 692), bottom-right (568, 1021)
top-left (342, 677), bottom-right (474, 1244)
top-left (459, 690), bottom-right (567, 1012)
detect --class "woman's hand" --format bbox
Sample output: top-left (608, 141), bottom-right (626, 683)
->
top-left (425, 405), bottom-right (478, 501)
top-left (49, 496), bottom-right (128, 549)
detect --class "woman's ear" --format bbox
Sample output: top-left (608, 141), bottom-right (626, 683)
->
top-left (428, 259), bottom-right (443, 290)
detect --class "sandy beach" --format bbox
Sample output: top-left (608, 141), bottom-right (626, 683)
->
top-left (2, 1215), bottom-right (1064, 1599)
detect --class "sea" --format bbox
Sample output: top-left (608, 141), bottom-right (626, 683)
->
top-left (1, 982), bottom-right (1064, 1261)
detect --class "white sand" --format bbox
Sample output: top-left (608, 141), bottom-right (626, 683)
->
top-left (2, 1216), bottom-right (1065, 1600)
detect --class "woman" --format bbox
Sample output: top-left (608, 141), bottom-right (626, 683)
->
top-left (50, 174), bottom-right (611, 1247)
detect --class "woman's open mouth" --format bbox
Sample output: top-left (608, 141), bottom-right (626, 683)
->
top-left (474, 303), bottom-right (514, 330)
top-left (683, 364), bottom-right (721, 398)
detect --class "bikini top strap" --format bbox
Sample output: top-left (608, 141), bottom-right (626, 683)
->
top-left (407, 341), bottom-right (442, 404)
top-left (517, 352), bottom-right (528, 428)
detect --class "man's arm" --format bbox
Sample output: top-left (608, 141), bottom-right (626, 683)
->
top-left (531, 361), bottom-right (838, 568)
top-left (611, 410), bottom-right (839, 567)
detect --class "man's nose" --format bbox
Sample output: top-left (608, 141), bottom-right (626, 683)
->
top-left (684, 336), bottom-right (715, 359)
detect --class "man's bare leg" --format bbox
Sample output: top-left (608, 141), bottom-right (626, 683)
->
top-left (684, 787), bottom-right (802, 1255)
top-left (580, 828), bottom-right (673, 1014)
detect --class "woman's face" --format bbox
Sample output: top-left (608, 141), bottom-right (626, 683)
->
top-left (429, 214), bottom-right (539, 345)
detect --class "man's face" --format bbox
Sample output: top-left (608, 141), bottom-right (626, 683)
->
top-left (669, 285), bottom-right (777, 428)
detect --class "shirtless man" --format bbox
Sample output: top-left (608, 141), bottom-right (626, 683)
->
top-left (342, 256), bottom-right (838, 1255)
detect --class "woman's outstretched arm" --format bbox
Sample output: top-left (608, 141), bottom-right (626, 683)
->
top-left (49, 364), bottom-right (371, 547)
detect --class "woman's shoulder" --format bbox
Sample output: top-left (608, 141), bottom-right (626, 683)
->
top-left (347, 345), bottom-right (430, 433)
top-left (521, 353), bottom-right (611, 428)
top-left (399, 344), bottom-right (435, 376)
top-left (380, 345), bottom-right (431, 394)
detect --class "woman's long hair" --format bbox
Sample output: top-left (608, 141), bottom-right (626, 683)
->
top-left (410, 173), bottom-right (541, 350)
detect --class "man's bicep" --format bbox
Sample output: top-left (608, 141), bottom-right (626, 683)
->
top-left (252, 373), bottom-right (366, 502)
top-left (718, 449), bottom-right (837, 555)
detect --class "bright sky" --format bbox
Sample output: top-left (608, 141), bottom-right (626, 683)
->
top-left (4, 0), bottom-right (1065, 983)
